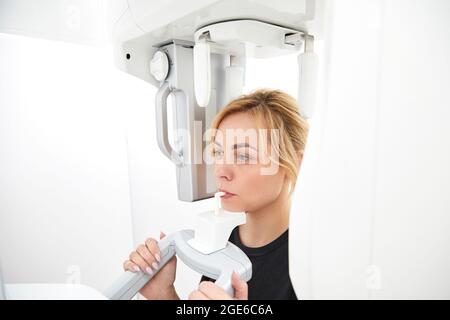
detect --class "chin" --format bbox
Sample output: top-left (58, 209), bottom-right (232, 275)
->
top-left (222, 203), bottom-right (245, 213)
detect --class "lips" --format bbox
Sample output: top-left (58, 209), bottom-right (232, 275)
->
top-left (218, 188), bottom-right (236, 199)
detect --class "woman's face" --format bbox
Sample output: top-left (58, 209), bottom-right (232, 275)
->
top-left (213, 112), bottom-right (287, 213)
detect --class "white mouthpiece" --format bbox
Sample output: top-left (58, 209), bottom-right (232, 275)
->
top-left (215, 191), bottom-right (225, 215)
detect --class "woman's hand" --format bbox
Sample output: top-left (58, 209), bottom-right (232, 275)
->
top-left (188, 272), bottom-right (248, 300)
top-left (123, 232), bottom-right (178, 300)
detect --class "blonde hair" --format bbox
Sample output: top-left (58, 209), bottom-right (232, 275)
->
top-left (210, 88), bottom-right (309, 193)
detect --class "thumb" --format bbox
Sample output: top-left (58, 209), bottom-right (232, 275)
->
top-left (232, 271), bottom-right (248, 300)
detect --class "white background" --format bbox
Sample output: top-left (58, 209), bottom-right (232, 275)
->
top-left (1, 0), bottom-right (450, 300)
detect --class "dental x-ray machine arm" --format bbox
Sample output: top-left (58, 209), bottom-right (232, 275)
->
top-left (105, 230), bottom-right (252, 299)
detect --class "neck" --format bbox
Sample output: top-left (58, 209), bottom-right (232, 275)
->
top-left (238, 187), bottom-right (291, 248)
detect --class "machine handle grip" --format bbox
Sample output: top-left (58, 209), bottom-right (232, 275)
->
top-left (104, 235), bottom-right (176, 300)
top-left (104, 231), bottom-right (251, 300)
top-left (155, 82), bottom-right (183, 165)
top-left (214, 269), bottom-right (235, 297)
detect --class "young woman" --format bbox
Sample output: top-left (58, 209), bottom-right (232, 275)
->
top-left (122, 89), bottom-right (309, 300)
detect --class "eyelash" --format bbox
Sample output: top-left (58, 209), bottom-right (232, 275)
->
top-left (212, 150), bottom-right (253, 163)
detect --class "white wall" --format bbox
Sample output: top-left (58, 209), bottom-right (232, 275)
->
top-left (0, 33), bottom-right (135, 292)
top-left (291, 0), bottom-right (450, 299)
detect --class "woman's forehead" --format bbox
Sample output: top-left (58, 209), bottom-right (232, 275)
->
top-left (214, 128), bottom-right (271, 151)
top-left (214, 112), bottom-right (274, 151)
top-left (217, 112), bottom-right (258, 130)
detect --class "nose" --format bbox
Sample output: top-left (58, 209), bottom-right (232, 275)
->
top-left (214, 162), bottom-right (233, 183)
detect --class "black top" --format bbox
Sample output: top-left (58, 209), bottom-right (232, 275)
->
top-left (200, 227), bottom-right (298, 300)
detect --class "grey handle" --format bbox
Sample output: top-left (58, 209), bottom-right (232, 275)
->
top-left (214, 269), bottom-right (235, 296)
top-left (103, 235), bottom-right (176, 300)
top-left (155, 82), bottom-right (183, 165)
top-left (104, 230), bottom-right (251, 300)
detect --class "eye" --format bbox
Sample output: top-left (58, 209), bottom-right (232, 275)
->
top-left (236, 153), bottom-right (251, 164)
top-left (239, 154), bottom-right (249, 161)
top-left (212, 149), bottom-right (224, 159)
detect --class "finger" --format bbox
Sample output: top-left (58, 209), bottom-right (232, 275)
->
top-left (129, 251), bottom-right (152, 275)
top-left (198, 281), bottom-right (233, 300)
top-left (136, 244), bottom-right (157, 271)
top-left (232, 272), bottom-right (248, 300)
top-left (160, 231), bottom-right (166, 239)
top-left (188, 290), bottom-right (209, 300)
top-left (145, 238), bottom-right (161, 264)
top-left (123, 260), bottom-right (140, 273)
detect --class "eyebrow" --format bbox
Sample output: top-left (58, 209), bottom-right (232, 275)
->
top-left (214, 141), bottom-right (258, 151)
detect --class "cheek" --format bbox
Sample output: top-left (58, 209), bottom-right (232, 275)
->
top-left (233, 166), bottom-right (285, 212)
